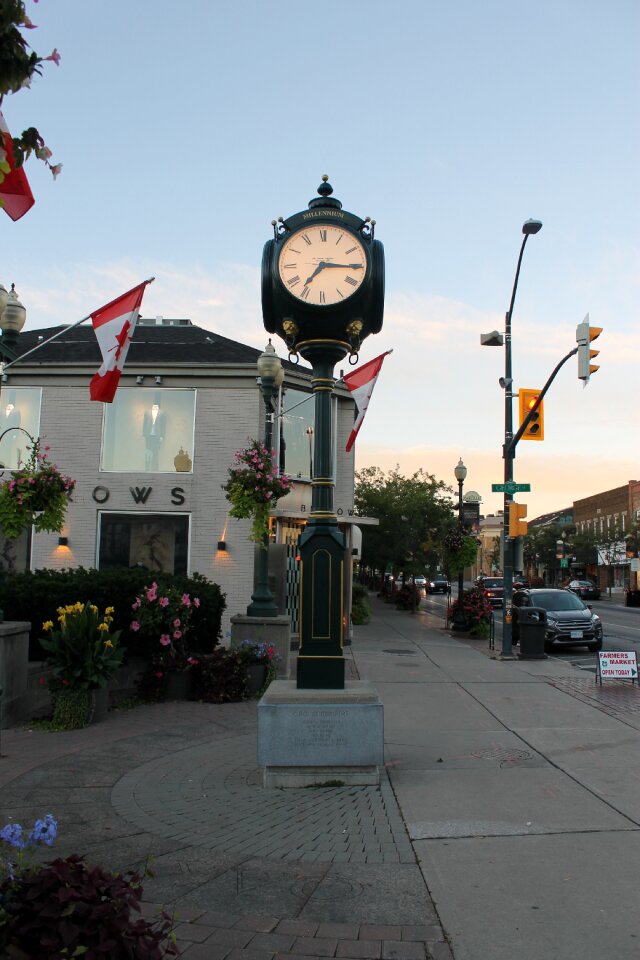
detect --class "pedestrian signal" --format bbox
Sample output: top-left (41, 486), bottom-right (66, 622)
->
top-left (518, 389), bottom-right (544, 441)
top-left (509, 502), bottom-right (528, 538)
top-left (576, 317), bottom-right (602, 382)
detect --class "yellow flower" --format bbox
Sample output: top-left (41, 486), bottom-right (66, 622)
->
top-left (105, 606), bottom-right (114, 615)
top-left (90, 604), bottom-right (98, 614)
top-left (42, 620), bottom-right (54, 631)
top-left (75, 602), bottom-right (83, 612)
top-left (98, 622), bottom-right (109, 632)
top-left (58, 614), bottom-right (66, 624)
top-left (104, 639), bottom-right (113, 648)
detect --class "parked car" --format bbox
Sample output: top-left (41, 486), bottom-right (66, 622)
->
top-left (477, 576), bottom-right (504, 607)
top-left (512, 587), bottom-right (603, 652)
top-left (428, 575), bottom-right (451, 594)
top-left (567, 579), bottom-right (601, 601)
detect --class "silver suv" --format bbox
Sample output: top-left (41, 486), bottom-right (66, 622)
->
top-left (512, 588), bottom-right (603, 652)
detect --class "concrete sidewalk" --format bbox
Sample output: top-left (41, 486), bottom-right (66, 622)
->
top-left (2, 594), bottom-right (639, 958)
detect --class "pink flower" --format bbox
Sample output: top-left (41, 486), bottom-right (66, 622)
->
top-left (159, 634), bottom-right (171, 647)
top-left (159, 597), bottom-right (169, 607)
top-left (130, 621), bottom-right (140, 632)
top-left (193, 597), bottom-right (200, 608)
top-left (132, 599), bottom-right (141, 610)
top-left (155, 671), bottom-right (164, 679)
top-left (187, 657), bottom-right (199, 666)
top-left (50, 163), bottom-right (63, 179)
top-left (181, 593), bottom-right (191, 607)
top-left (173, 618), bottom-right (181, 628)
top-left (45, 48), bottom-right (61, 65)
top-left (173, 630), bottom-right (182, 640)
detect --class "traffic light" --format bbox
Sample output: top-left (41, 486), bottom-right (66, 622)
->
top-left (576, 316), bottom-right (602, 381)
top-left (518, 389), bottom-right (544, 441)
top-left (509, 501), bottom-right (528, 538)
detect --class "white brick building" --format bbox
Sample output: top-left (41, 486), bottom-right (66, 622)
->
top-left (0, 318), bottom-right (359, 636)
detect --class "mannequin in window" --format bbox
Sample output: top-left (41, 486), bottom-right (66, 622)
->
top-left (142, 403), bottom-right (167, 471)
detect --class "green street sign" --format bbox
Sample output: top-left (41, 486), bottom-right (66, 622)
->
top-left (491, 482), bottom-right (531, 493)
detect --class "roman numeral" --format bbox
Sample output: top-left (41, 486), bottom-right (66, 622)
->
top-left (344, 276), bottom-right (358, 286)
top-left (336, 288), bottom-right (344, 298)
top-left (282, 262), bottom-right (297, 269)
top-left (319, 229), bottom-right (327, 242)
top-left (302, 234), bottom-right (312, 245)
top-left (319, 290), bottom-right (325, 303)
top-left (335, 234), bottom-right (343, 245)
top-left (287, 275), bottom-right (301, 287)
top-left (345, 246), bottom-right (357, 254)
top-left (288, 247), bottom-right (301, 254)
top-left (300, 286), bottom-right (310, 300)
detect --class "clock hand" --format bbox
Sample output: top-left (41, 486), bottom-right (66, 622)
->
top-left (321, 263), bottom-right (364, 270)
top-left (304, 261), bottom-right (328, 284)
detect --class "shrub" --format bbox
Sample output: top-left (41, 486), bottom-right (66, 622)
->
top-left (0, 854), bottom-right (178, 959)
top-left (448, 587), bottom-right (492, 631)
top-left (351, 584), bottom-right (371, 625)
top-left (192, 649), bottom-right (248, 703)
top-left (0, 567), bottom-right (225, 661)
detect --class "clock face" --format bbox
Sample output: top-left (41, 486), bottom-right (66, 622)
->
top-left (278, 224), bottom-right (367, 306)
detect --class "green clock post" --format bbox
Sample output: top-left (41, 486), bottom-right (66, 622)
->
top-left (262, 177), bottom-right (385, 689)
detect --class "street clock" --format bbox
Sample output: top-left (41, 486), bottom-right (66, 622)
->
top-left (262, 176), bottom-right (384, 358)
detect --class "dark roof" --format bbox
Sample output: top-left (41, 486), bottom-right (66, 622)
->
top-left (529, 507), bottom-right (573, 528)
top-left (12, 321), bottom-right (282, 368)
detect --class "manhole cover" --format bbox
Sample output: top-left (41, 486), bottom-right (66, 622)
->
top-left (382, 649), bottom-right (416, 656)
top-left (471, 746), bottom-right (534, 765)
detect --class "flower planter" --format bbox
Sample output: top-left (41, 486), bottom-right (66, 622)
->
top-left (91, 686), bottom-right (109, 724)
top-left (164, 669), bottom-right (195, 700)
top-left (246, 664), bottom-right (269, 696)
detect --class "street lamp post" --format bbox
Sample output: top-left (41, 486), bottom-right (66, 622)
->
top-left (246, 340), bottom-right (284, 618)
top-left (502, 219), bottom-right (542, 656)
top-left (0, 283), bottom-right (27, 362)
top-left (452, 457), bottom-right (468, 630)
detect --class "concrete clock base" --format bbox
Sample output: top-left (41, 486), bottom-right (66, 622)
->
top-left (257, 679), bottom-right (384, 788)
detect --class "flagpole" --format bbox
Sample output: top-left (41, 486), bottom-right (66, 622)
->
top-left (1, 277), bottom-right (155, 371)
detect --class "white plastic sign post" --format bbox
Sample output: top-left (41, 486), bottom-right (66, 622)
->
top-left (597, 651), bottom-right (638, 685)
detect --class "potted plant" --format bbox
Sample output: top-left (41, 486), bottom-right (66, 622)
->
top-left (40, 602), bottom-right (124, 728)
top-left (222, 440), bottom-right (291, 545)
top-left (448, 587), bottom-right (493, 637)
top-left (235, 639), bottom-right (279, 697)
top-left (131, 582), bottom-right (201, 699)
top-left (0, 438), bottom-right (75, 540)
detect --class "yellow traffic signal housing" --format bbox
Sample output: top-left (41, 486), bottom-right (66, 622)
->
top-left (518, 388), bottom-right (544, 441)
top-left (576, 318), bottom-right (602, 381)
top-left (509, 502), bottom-right (528, 538)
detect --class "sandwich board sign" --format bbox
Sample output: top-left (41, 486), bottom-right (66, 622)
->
top-left (596, 651), bottom-right (638, 686)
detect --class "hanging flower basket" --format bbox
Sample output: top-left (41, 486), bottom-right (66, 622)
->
top-left (0, 438), bottom-right (75, 540)
top-left (222, 441), bottom-right (291, 545)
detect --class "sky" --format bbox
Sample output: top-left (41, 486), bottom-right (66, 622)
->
top-left (2, 0), bottom-right (638, 520)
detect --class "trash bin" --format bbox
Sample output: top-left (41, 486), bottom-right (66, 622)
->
top-left (516, 606), bottom-right (547, 660)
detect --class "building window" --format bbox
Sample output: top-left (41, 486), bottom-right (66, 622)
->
top-left (98, 513), bottom-right (189, 573)
top-left (101, 389), bottom-right (196, 473)
top-left (0, 387), bottom-right (41, 470)
top-left (0, 528), bottom-right (32, 573)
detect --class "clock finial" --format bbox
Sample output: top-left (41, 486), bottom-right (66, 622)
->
top-left (308, 175), bottom-right (342, 210)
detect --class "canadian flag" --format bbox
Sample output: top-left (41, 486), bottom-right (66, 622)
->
top-left (89, 281), bottom-right (151, 402)
top-left (0, 110), bottom-right (35, 222)
top-left (343, 350), bottom-right (392, 452)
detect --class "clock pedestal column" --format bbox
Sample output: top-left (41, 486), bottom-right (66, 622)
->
top-left (296, 340), bottom-right (348, 690)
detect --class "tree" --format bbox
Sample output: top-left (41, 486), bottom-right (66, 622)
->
top-left (354, 465), bottom-right (453, 585)
top-left (0, 1), bottom-right (62, 177)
